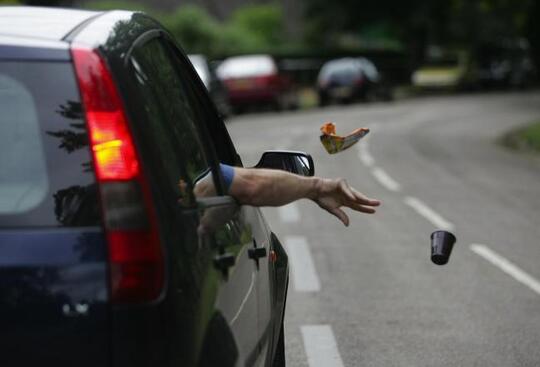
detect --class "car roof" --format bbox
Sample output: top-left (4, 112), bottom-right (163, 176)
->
top-left (0, 6), bottom-right (101, 41)
top-left (217, 55), bottom-right (277, 79)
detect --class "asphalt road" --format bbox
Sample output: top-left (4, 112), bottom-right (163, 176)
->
top-left (226, 92), bottom-right (540, 367)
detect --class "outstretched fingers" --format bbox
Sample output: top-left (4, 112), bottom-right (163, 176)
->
top-left (348, 202), bottom-right (377, 214)
top-left (351, 187), bottom-right (380, 207)
top-left (327, 207), bottom-right (350, 226)
top-left (338, 179), bottom-right (356, 202)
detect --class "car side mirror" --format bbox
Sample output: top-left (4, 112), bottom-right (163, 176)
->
top-left (254, 150), bottom-right (314, 177)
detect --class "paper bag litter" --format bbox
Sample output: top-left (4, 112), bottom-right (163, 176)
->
top-left (320, 122), bottom-right (369, 154)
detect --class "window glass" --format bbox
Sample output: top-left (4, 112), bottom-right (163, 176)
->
top-left (129, 38), bottom-right (216, 204)
top-left (0, 61), bottom-right (100, 227)
top-left (0, 73), bottom-right (48, 214)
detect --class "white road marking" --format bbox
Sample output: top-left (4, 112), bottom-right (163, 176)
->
top-left (470, 244), bottom-right (540, 296)
top-left (285, 236), bottom-right (321, 292)
top-left (372, 167), bottom-right (401, 192)
top-left (301, 325), bottom-right (345, 367)
top-left (278, 202), bottom-right (300, 223)
top-left (404, 196), bottom-right (455, 231)
top-left (357, 139), bottom-right (374, 167)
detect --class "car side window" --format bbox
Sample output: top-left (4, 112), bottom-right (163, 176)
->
top-left (165, 42), bottom-right (242, 167)
top-left (128, 37), bottom-right (220, 206)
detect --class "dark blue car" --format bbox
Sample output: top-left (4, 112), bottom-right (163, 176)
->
top-left (0, 6), bottom-right (309, 367)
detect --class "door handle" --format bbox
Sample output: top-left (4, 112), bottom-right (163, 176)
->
top-left (214, 253), bottom-right (235, 277)
top-left (248, 247), bottom-right (267, 260)
top-left (248, 239), bottom-right (267, 269)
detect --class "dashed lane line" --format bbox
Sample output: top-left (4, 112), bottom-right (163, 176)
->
top-left (404, 196), bottom-right (455, 231)
top-left (357, 139), bottom-right (374, 167)
top-left (470, 244), bottom-right (540, 296)
top-left (301, 325), bottom-right (345, 367)
top-left (371, 167), bottom-right (401, 192)
top-left (285, 236), bottom-right (321, 292)
top-left (278, 202), bottom-right (300, 223)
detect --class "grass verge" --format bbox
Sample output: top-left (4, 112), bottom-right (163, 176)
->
top-left (500, 121), bottom-right (540, 153)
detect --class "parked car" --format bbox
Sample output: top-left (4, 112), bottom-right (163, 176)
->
top-left (411, 50), bottom-right (477, 90)
top-left (0, 6), bottom-right (308, 367)
top-left (188, 54), bottom-right (232, 118)
top-left (216, 54), bottom-right (298, 112)
top-left (317, 57), bottom-right (388, 106)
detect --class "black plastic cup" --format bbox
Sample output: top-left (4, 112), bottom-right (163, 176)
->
top-left (430, 230), bottom-right (456, 265)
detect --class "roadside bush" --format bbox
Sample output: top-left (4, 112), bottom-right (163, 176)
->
top-left (501, 121), bottom-right (540, 153)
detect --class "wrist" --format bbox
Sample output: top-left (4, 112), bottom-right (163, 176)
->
top-left (306, 176), bottom-right (323, 200)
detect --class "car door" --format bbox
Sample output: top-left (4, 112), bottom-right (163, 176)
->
top-left (123, 34), bottom-right (261, 366)
top-left (191, 95), bottom-right (275, 366)
top-left (164, 42), bottom-right (277, 366)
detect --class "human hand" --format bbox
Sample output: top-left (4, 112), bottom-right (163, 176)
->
top-left (313, 178), bottom-right (380, 226)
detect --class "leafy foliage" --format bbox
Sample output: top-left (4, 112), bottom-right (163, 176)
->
top-left (81, 1), bottom-right (287, 56)
top-left (229, 4), bottom-right (285, 46)
top-left (160, 5), bottom-right (220, 55)
top-left (304, 0), bottom-right (534, 48)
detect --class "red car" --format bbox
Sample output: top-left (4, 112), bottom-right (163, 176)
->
top-left (217, 55), bottom-right (298, 112)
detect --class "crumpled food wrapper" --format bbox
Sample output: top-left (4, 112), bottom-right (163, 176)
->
top-left (320, 122), bottom-right (369, 154)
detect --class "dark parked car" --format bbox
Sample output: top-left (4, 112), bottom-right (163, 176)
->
top-left (188, 54), bottom-right (232, 118)
top-left (216, 55), bottom-right (298, 112)
top-left (317, 57), bottom-right (388, 105)
top-left (0, 6), bottom-right (308, 367)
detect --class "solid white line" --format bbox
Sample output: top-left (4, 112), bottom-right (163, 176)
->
top-left (404, 196), bottom-right (455, 231)
top-left (470, 244), bottom-right (540, 295)
top-left (285, 236), bottom-right (321, 292)
top-left (278, 202), bottom-right (300, 223)
top-left (372, 167), bottom-right (401, 192)
top-left (301, 325), bottom-right (345, 367)
top-left (357, 139), bottom-right (374, 167)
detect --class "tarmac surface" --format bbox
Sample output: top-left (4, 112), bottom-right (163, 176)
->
top-left (227, 91), bottom-right (540, 367)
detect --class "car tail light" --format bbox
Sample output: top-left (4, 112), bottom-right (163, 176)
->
top-left (72, 47), bottom-right (164, 304)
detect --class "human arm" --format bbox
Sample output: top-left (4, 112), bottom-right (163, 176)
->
top-left (228, 167), bottom-right (380, 226)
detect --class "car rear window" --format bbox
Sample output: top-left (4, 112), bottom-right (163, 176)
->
top-left (0, 61), bottom-right (100, 228)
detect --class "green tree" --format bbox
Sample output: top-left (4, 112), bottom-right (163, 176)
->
top-left (229, 4), bottom-right (285, 46)
top-left (303, 0), bottom-right (535, 63)
top-left (161, 5), bottom-right (220, 55)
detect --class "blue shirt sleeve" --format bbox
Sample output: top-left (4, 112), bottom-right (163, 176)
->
top-left (219, 163), bottom-right (235, 191)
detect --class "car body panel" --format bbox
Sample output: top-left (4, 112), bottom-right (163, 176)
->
top-left (317, 57), bottom-right (381, 104)
top-left (0, 6), bottom-right (99, 40)
top-left (412, 51), bottom-right (474, 89)
top-left (0, 229), bottom-right (110, 367)
top-left (0, 36), bottom-right (69, 60)
top-left (0, 7), bottom-right (289, 367)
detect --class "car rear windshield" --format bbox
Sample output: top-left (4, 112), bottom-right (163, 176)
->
top-left (0, 60), bottom-right (100, 228)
